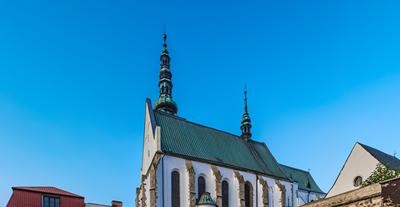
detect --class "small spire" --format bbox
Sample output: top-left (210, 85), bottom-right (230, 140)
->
top-left (241, 85), bottom-right (252, 140)
top-left (154, 32), bottom-right (178, 114)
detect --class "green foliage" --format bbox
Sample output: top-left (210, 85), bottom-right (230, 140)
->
top-left (362, 163), bottom-right (400, 186)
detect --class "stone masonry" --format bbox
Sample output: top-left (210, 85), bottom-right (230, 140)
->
top-left (301, 177), bottom-right (400, 207)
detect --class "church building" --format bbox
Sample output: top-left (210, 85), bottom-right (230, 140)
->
top-left (135, 33), bottom-right (325, 207)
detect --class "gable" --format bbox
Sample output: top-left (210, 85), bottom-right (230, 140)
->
top-left (141, 99), bottom-right (161, 175)
top-left (154, 110), bottom-right (289, 180)
top-left (326, 143), bottom-right (380, 197)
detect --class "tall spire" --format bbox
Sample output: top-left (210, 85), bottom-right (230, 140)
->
top-left (241, 86), bottom-right (252, 140)
top-left (154, 32), bottom-right (178, 114)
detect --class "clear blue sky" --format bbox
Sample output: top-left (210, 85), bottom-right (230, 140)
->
top-left (1, 0), bottom-right (400, 206)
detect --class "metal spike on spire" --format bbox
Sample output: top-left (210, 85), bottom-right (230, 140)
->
top-left (244, 84), bottom-right (248, 113)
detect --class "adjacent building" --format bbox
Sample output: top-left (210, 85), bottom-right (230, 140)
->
top-left (6, 186), bottom-right (122, 207)
top-left (326, 142), bottom-right (400, 197)
top-left (6, 186), bottom-right (85, 207)
top-left (135, 34), bottom-right (325, 207)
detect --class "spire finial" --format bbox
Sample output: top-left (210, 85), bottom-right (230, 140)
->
top-left (244, 84), bottom-right (248, 113)
top-left (241, 85), bottom-right (252, 140)
top-left (154, 32), bottom-right (178, 114)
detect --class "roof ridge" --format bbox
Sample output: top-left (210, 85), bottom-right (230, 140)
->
top-left (154, 110), bottom-right (243, 140)
top-left (358, 142), bottom-right (399, 160)
top-left (12, 186), bottom-right (83, 198)
top-left (280, 164), bottom-right (310, 174)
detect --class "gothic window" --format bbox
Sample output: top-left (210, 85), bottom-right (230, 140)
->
top-left (353, 176), bottom-right (363, 187)
top-left (171, 171), bottom-right (180, 207)
top-left (198, 176), bottom-right (206, 199)
top-left (222, 180), bottom-right (229, 207)
top-left (245, 181), bottom-right (253, 207)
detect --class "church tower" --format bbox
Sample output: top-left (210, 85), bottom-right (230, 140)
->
top-left (154, 33), bottom-right (178, 114)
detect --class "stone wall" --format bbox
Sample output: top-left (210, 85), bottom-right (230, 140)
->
top-left (302, 177), bottom-right (400, 207)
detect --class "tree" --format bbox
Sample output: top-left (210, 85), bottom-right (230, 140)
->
top-left (362, 163), bottom-right (400, 186)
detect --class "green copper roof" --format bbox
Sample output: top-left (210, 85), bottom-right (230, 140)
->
top-left (196, 192), bottom-right (216, 206)
top-left (279, 164), bottom-right (324, 194)
top-left (154, 110), bottom-right (289, 180)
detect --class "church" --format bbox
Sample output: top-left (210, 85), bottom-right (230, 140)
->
top-left (135, 33), bottom-right (325, 207)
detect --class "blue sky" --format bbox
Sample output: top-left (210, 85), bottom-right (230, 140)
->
top-left (1, 0), bottom-right (400, 206)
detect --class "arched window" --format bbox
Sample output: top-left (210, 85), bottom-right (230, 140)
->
top-left (198, 176), bottom-right (206, 199)
top-left (245, 181), bottom-right (253, 207)
top-left (171, 171), bottom-right (180, 207)
top-left (222, 180), bottom-right (229, 207)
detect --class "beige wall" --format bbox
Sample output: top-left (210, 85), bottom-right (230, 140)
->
top-left (327, 143), bottom-right (380, 197)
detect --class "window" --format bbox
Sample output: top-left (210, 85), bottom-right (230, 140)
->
top-left (245, 182), bottom-right (253, 207)
top-left (42, 195), bottom-right (60, 207)
top-left (354, 176), bottom-right (363, 187)
top-left (222, 180), bottom-right (229, 207)
top-left (171, 171), bottom-right (180, 207)
top-left (198, 176), bottom-right (206, 199)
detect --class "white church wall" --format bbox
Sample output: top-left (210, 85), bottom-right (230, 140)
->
top-left (156, 156), bottom-right (164, 206)
top-left (163, 155), bottom-right (188, 207)
top-left (192, 160), bottom-right (216, 199)
top-left (296, 189), bottom-right (324, 206)
top-left (144, 175), bottom-right (150, 206)
top-left (160, 155), bottom-right (300, 207)
top-left (219, 166), bottom-right (237, 207)
top-left (297, 190), bottom-right (308, 206)
top-left (327, 143), bottom-right (380, 197)
top-left (241, 170), bottom-right (258, 207)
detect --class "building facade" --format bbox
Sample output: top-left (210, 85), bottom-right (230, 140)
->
top-left (135, 34), bottom-right (325, 207)
top-left (6, 186), bottom-right (85, 207)
top-left (327, 142), bottom-right (400, 197)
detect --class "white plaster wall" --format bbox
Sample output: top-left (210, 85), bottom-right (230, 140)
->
top-left (297, 190), bottom-right (308, 206)
top-left (162, 155), bottom-right (188, 207)
top-left (296, 190), bottom-right (324, 206)
top-left (156, 156), bottom-right (164, 206)
top-left (327, 143), bottom-right (380, 197)
top-left (144, 175), bottom-right (150, 207)
top-left (192, 160), bottom-right (216, 199)
top-left (157, 155), bottom-right (320, 207)
top-left (218, 166), bottom-right (237, 207)
top-left (141, 102), bottom-right (161, 176)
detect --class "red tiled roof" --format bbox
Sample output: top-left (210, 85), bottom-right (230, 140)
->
top-left (12, 186), bottom-right (84, 198)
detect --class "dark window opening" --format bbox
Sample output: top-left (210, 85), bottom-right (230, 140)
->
top-left (222, 180), bottom-right (229, 207)
top-left (245, 182), bottom-right (253, 207)
top-left (198, 176), bottom-right (206, 199)
top-left (171, 171), bottom-right (180, 207)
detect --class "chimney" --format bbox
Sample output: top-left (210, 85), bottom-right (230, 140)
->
top-left (111, 200), bottom-right (122, 207)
